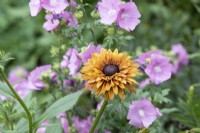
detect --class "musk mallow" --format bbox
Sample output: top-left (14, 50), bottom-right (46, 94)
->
top-left (127, 99), bottom-right (162, 128)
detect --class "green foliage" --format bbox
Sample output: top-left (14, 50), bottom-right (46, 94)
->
top-left (33, 90), bottom-right (83, 129)
top-left (174, 86), bottom-right (200, 128)
top-left (0, 0), bottom-right (200, 132)
top-left (0, 81), bottom-right (15, 99)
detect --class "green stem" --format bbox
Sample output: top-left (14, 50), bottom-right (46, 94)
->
top-left (66, 111), bottom-right (72, 127)
top-left (79, 0), bottom-right (97, 44)
top-left (89, 100), bottom-right (108, 133)
top-left (0, 69), bottom-right (33, 133)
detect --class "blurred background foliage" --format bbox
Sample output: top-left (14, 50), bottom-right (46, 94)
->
top-left (0, 0), bottom-right (200, 132)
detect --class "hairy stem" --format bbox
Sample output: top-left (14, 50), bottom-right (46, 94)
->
top-left (0, 69), bottom-right (33, 133)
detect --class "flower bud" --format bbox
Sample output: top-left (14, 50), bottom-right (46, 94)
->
top-left (116, 29), bottom-right (124, 35)
top-left (90, 10), bottom-right (99, 18)
top-left (107, 27), bottom-right (115, 35)
top-left (74, 11), bottom-right (83, 19)
top-left (50, 46), bottom-right (59, 57)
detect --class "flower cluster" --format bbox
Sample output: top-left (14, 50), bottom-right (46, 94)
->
top-left (29, 0), bottom-right (78, 31)
top-left (171, 44), bottom-right (189, 74)
top-left (136, 44), bottom-right (188, 86)
top-left (37, 113), bottom-right (111, 133)
top-left (136, 50), bottom-right (172, 85)
top-left (0, 65), bottom-right (58, 100)
top-left (98, 0), bottom-right (141, 31)
top-left (60, 44), bottom-right (102, 76)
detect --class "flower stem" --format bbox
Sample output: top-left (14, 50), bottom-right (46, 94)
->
top-left (89, 100), bottom-right (108, 133)
top-left (79, 0), bottom-right (97, 44)
top-left (0, 69), bottom-right (33, 133)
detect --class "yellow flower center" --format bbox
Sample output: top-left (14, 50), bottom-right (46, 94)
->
top-left (103, 64), bottom-right (119, 76)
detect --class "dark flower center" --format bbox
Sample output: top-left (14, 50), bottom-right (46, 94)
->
top-left (103, 64), bottom-right (119, 76)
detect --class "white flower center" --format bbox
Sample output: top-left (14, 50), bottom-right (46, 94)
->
top-left (50, 0), bottom-right (57, 6)
top-left (154, 66), bottom-right (161, 72)
top-left (108, 9), bottom-right (117, 16)
top-left (138, 109), bottom-right (145, 117)
top-left (121, 13), bottom-right (128, 19)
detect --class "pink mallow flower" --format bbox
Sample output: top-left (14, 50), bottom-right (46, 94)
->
top-left (61, 48), bottom-right (82, 76)
top-left (8, 67), bottom-right (30, 99)
top-left (43, 11), bottom-right (78, 31)
top-left (13, 80), bottom-right (31, 99)
top-left (98, 0), bottom-right (121, 25)
top-left (81, 44), bottom-right (101, 64)
top-left (139, 78), bottom-right (150, 88)
top-left (127, 99), bottom-right (162, 128)
top-left (72, 116), bottom-right (93, 133)
top-left (98, 0), bottom-right (141, 31)
top-left (8, 67), bottom-right (29, 84)
top-left (136, 50), bottom-right (163, 65)
top-left (171, 44), bottom-right (189, 74)
top-left (68, 49), bottom-right (82, 76)
top-left (29, 0), bottom-right (43, 16)
top-left (43, 14), bottom-right (60, 31)
top-left (42, 0), bottom-right (69, 14)
top-left (60, 11), bottom-right (78, 28)
top-left (144, 55), bottom-right (172, 85)
top-left (116, 2), bottom-right (141, 31)
top-left (28, 65), bottom-right (57, 90)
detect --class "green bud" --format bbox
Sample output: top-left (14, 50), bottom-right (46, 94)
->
top-left (107, 27), bottom-right (115, 35)
top-left (79, 46), bottom-right (87, 55)
top-left (53, 62), bottom-right (60, 70)
top-left (137, 128), bottom-right (150, 133)
top-left (90, 10), bottom-right (99, 18)
top-left (150, 45), bottom-right (157, 50)
top-left (45, 10), bottom-right (52, 14)
top-left (61, 45), bottom-right (67, 51)
top-left (189, 85), bottom-right (194, 94)
top-left (191, 128), bottom-right (200, 132)
top-left (69, 125), bottom-right (77, 133)
top-left (90, 109), bottom-right (98, 117)
top-left (74, 11), bottom-right (83, 19)
top-left (50, 46), bottom-right (60, 57)
top-left (40, 70), bottom-right (52, 82)
top-left (116, 29), bottom-right (124, 35)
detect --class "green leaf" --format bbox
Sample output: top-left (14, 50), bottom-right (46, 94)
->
top-left (161, 108), bottom-right (178, 114)
top-left (33, 90), bottom-right (83, 128)
top-left (13, 91), bottom-right (33, 112)
top-left (45, 118), bottom-right (63, 133)
top-left (0, 128), bottom-right (19, 133)
top-left (0, 81), bottom-right (15, 99)
top-left (191, 128), bottom-right (200, 132)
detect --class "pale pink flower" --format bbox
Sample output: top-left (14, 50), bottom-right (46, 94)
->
top-left (116, 2), bottom-right (141, 31)
top-left (29, 0), bottom-right (43, 16)
top-left (43, 14), bottom-right (60, 31)
top-left (98, 0), bottom-right (121, 25)
top-left (42, 0), bottom-right (69, 14)
top-left (127, 99), bottom-right (162, 128)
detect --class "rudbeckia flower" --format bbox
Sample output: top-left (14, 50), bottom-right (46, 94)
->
top-left (81, 49), bottom-right (139, 100)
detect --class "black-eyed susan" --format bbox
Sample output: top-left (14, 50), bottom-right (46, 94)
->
top-left (81, 48), bottom-right (139, 100)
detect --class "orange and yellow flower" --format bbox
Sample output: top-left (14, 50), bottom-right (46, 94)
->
top-left (81, 48), bottom-right (139, 100)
